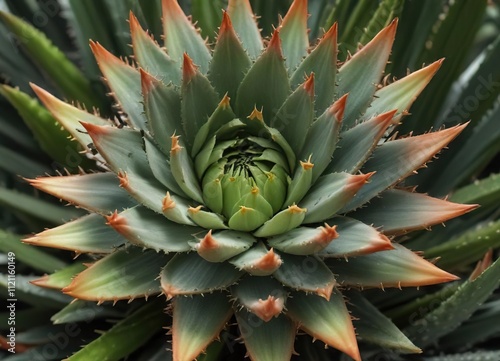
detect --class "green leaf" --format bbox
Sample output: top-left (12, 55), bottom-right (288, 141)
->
top-left (51, 300), bottom-right (122, 325)
top-left (208, 12), bottom-right (252, 105)
top-left (336, 21), bottom-right (397, 129)
top-left (273, 253), bottom-right (335, 299)
top-left (25, 213), bottom-right (124, 254)
top-left (235, 31), bottom-right (290, 122)
top-left (0, 144), bottom-right (48, 177)
top-left (29, 173), bottom-right (136, 215)
top-left (0, 186), bottom-right (83, 224)
top-left (31, 84), bottom-right (109, 152)
top-left (0, 85), bottom-right (89, 171)
top-left (160, 252), bottom-right (243, 297)
top-left (192, 0), bottom-right (224, 41)
top-left (286, 290), bottom-right (360, 361)
top-left (326, 110), bottom-right (394, 174)
top-left (0, 229), bottom-right (66, 273)
top-left (291, 24), bottom-right (337, 115)
top-left (350, 189), bottom-right (477, 235)
top-left (268, 225), bottom-right (338, 256)
top-left (0, 11), bottom-right (100, 109)
top-left (193, 230), bottom-right (255, 262)
top-left (343, 124), bottom-right (466, 212)
top-left (450, 173), bottom-right (500, 207)
top-left (228, 242), bottom-right (282, 276)
top-left (422, 351), bottom-right (500, 361)
top-left (358, 0), bottom-right (403, 45)
top-left (300, 173), bottom-right (371, 224)
top-left (253, 205), bottom-right (306, 238)
top-left (172, 292), bottom-right (232, 361)
top-left (328, 243), bottom-right (458, 288)
top-left (404, 258), bottom-right (500, 348)
top-left (108, 206), bottom-right (201, 253)
top-left (235, 309), bottom-right (295, 361)
top-left (31, 263), bottom-right (87, 290)
top-left (424, 220), bottom-right (500, 270)
top-left (271, 75), bottom-right (314, 156)
top-left (279, 0), bottom-right (308, 71)
top-left (130, 13), bottom-right (181, 86)
top-left (181, 55), bottom-right (220, 147)
top-left (227, 0), bottom-right (263, 59)
top-left (231, 276), bottom-right (286, 321)
top-left (346, 291), bottom-right (421, 353)
top-left (63, 247), bottom-right (167, 301)
top-left (319, 216), bottom-right (392, 257)
top-left (162, 0), bottom-right (211, 74)
top-left (67, 299), bottom-right (167, 361)
top-left (90, 41), bottom-right (146, 129)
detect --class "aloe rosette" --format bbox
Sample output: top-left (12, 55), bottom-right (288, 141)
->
top-left (24, 0), bottom-right (477, 360)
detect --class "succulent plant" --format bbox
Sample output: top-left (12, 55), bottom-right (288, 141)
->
top-left (6, 0), bottom-right (488, 360)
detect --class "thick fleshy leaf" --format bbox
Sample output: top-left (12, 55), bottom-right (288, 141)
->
top-left (342, 124), bottom-right (468, 211)
top-left (291, 23), bottom-right (338, 114)
top-left (253, 205), bottom-right (307, 237)
top-left (130, 12), bottom-right (180, 85)
top-left (188, 206), bottom-right (229, 230)
top-left (404, 258), bottom-right (500, 348)
top-left (229, 242), bottom-right (282, 276)
top-left (31, 263), bottom-right (86, 290)
top-left (235, 30), bottom-right (291, 122)
top-left (351, 189), bottom-right (478, 235)
top-left (51, 300), bottom-right (122, 325)
top-left (273, 253), bottom-right (335, 299)
top-left (268, 224), bottom-right (338, 255)
top-left (209, 12), bottom-right (252, 103)
top-left (181, 54), bottom-right (220, 147)
top-left (28, 173), bottom-right (135, 214)
top-left (231, 276), bottom-right (287, 321)
top-left (319, 216), bottom-right (393, 257)
top-left (0, 12), bottom-right (99, 109)
top-left (141, 69), bottom-right (183, 153)
top-left (31, 84), bottom-right (109, 151)
top-left (160, 252), bottom-right (243, 297)
top-left (169, 135), bottom-right (204, 203)
top-left (90, 41), bottom-right (146, 129)
top-left (362, 60), bottom-right (442, 122)
top-left (299, 95), bottom-right (346, 181)
top-left (327, 110), bottom-right (395, 174)
top-left (106, 206), bottom-right (202, 253)
top-left (280, 0), bottom-right (309, 71)
top-left (227, 0), bottom-right (263, 59)
top-left (161, 191), bottom-right (198, 226)
top-left (328, 243), bottom-right (459, 288)
top-left (271, 74), bottom-right (314, 155)
top-left (63, 247), bottom-right (167, 301)
top-left (67, 300), bottom-right (167, 361)
top-left (193, 230), bottom-right (256, 262)
top-left (172, 292), bottom-right (232, 361)
top-left (192, 95), bottom-right (236, 156)
top-left (25, 214), bottom-right (124, 254)
top-left (82, 123), bottom-right (147, 174)
top-left (300, 172), bottom-right (373, 224)
top-left (235, 309), bottom-right (295, 361)
top-left (144, 137), bottom-right (187, 197)
top-left (286, 291), bottom-right (361, 361)
top-left (336, 20), bottom-right (397, 129)
top-left (162, 0), bottom-right (211, 74)
top-left (347, 291), bottom-right (421, 353)
top-left (283, 158), bottom-right (313, 207)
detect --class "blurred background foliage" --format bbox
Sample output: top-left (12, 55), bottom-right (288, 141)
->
top-left (0, 0), bottom-right (498, 360)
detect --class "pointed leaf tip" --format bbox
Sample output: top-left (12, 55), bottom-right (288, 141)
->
top-left (256, 248), bottom-right (282, 272)
top-left (330, 93), bottom-right (348, 121)
top-left (268, 29), bottom-right (283, 57)
top-left (303, 73), bottom-right (315, 97)
top-left (140, 68), bottom-right (157, 94)
top-left (220, 11), bottom-right (233, 35)
top-left (183, 52), bottom-right (198, 80)
top-left (345, 172), bottom-right (375, 193)
top-left (251, 295), bottom-right (285, 322)
top-left (80, 121), bottom-right (110, 137)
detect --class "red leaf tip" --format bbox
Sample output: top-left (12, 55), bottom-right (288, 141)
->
top-left (182, 53), bottom-right (198, 80)
top-left (268, 29), bottom-right (283, 56)
top-left (250, 295), bottom-right (285, 322)
top-left (303, 73), bottom-right (315, 97)
top-left (329, 93), bottom-right (348, 121)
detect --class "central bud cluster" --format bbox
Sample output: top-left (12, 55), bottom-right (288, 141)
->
top-left (199, 130), bottom-right (289, 232)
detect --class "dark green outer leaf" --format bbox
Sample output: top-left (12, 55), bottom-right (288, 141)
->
top-left (192, 0), bottom-right (224, 41)
top-left (423, 351), bottom-right (500, 361)
top-left (66, 299), bottom-right (167, 361)
top-left (404, 258), bottom-right (500, 348)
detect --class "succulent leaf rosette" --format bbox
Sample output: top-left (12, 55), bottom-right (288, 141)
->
top-left (25, 0), bottom-right (477, 360)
